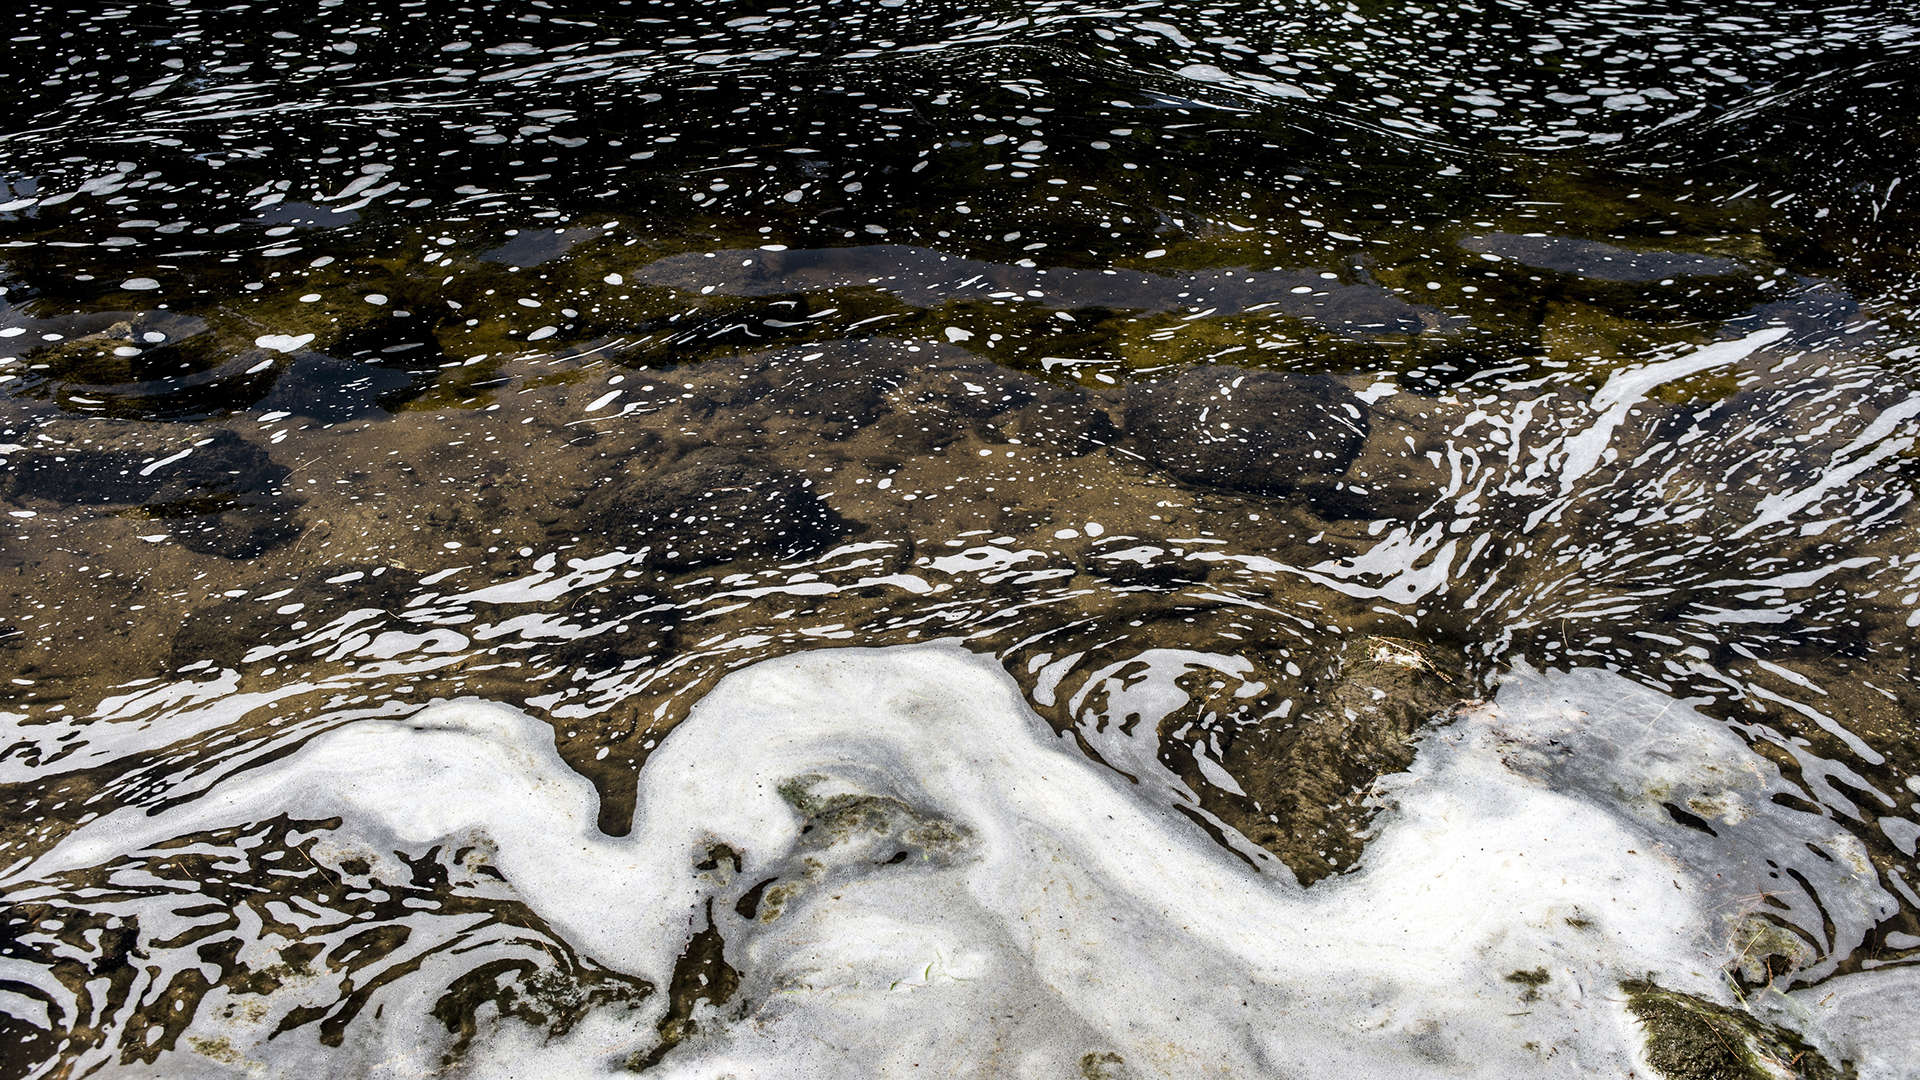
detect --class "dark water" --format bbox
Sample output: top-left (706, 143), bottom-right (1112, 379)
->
top-left (2, 1), bottom-right (1919, 1076)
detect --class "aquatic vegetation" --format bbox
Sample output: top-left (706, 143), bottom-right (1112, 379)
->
top-left (1624, 979), bottom-right (1845, 1080)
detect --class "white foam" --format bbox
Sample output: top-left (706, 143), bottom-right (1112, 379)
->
top-left (1732, 392), bottom-right (1920, 538)
top-left (1557, 326), bottom-right (1789, 494)
top-left (21, 646), bottom-right (1905, 1077)
top-left (1786, 965), bottom-right (1920, 1077)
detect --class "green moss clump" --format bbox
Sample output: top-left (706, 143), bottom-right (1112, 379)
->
top-left (1505, 967), bottom-right (1550, 1002)
top-left (1202, 634), bottom-right (1467, 886)
top-left (1622, 979), bottom-right (1849, 1080)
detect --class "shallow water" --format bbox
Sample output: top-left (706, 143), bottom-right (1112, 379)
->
top-left (1, 1), bottom-right (1918, 1077)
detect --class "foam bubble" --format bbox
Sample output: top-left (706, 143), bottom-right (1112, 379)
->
top-left (19, 646), bottom-right (1902, 1076)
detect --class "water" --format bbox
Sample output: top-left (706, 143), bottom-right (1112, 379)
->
top-left (1, 0), bottom-right (1917, 1076)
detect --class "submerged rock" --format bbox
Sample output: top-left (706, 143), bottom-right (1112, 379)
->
top-left (754, 357), bottom-right (898, 441)
top-left (3, 428), bottom-right (301, 559)
top-left (593, 450), bottom-right (849, 570)
top-left (254, 353), bottom-right (415, 422)
top-left (2, 428), bottom-right (284, 507)
top-left (1124, 366), bottom-right (1368, 495)
top-left (1215, 636), bottom-right (1466, 885)
top-left (154, 501), bottom-right (303, 559)
top-left (629, 244), bottom-right (1431, 334)
top-left (682, 345), bottom-right (907, 442)
top-left (985, 381), bottom-right (1119, 456)
top-left (879, 356), bottom-right (1117, 455)
top-left (1459, 232), bottom-right (1746, 282)
top-left (3, 443), bottom-right (162, 506)
top-left (905, 360), bottom-right (1037, 419)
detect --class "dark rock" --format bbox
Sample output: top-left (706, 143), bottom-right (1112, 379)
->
top-left (1124, 367), bottom-right (1368, 494)
top-left (254, 353), bottom-right (415, 422)
top-left (754, 353), bottom-right (900, 441)
top-left (1460, 232), bottom-right (1745, 282)
top-left (3, 430), bottom-right (285, 507)
top-left (1222, 637), bottom-right (1466, 885)
top-left (629, 245), bottom-right (1432, 334)
top-left (253, 201), bottom-right (359, 231)
top-left (876, 359), bottom-right (1115, 456)
top-left (906, 361), bottom-right (1036, 419)
top-left (332, 319), bottom-right (455, 374)
top-left (683, 345), bottom-right (906, 442)
top-left (594, 451), bottom-right (849, 570)
top-left (158, 500), bottom-right (303, 559)
top-left (141, 432), bottom-right (299, 558)
top-left (3, 445), bottom-right (156, 505)
top-left (146, 430), bottom-right (288, 504)
top-left (1747, 280), bottom-right (1857, 337)
top-left (481, 226), bottom-right (591, 266)
top-left (2, 428), bottom-right (301, 559)
top-left (1295, 482), bottom-right (1378, 522)
top-left (990, 384), bottom-right (1119, 455)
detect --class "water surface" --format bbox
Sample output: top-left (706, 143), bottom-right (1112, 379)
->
top-left (2, 1), bottom-right (1918, 1076)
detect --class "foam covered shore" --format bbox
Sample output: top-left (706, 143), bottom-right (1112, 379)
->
top-left (15, 644), bottom-right (1910, 1078)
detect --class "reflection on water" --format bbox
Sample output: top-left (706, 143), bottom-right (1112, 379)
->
top-left (1, 0), bottom-right (1918, 1077)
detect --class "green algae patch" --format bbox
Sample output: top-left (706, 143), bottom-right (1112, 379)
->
top-left (776, 775), bottom-right (971, 860)
top-left (1139, 633), bottom-right (1470, 886)
top-left (1079, 1049), bottom-right (1130, 1078)
top-left (1541, 299), bottom-right (1700, 368)
top-left (1623, 980), bottom-right (1849, 1080)
top-left (1504, 967), bottom-right (1550, 1003)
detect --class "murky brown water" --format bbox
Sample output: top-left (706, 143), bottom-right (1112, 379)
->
top-left (2, 1), bottom-right (1918, 1076)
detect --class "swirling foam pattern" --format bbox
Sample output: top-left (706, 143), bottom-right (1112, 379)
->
top-left (5, 646), bottom-right (1910, 1077)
